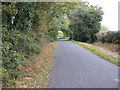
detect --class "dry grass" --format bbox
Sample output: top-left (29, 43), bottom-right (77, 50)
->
top-left (92, 42), bottom-right (118, 57)
top-left (16, 42), bottom-right (57, 88)
top-left (83, 42), bottom-right (118, 59)
top-left (71, 41), bottom-right (119, 66)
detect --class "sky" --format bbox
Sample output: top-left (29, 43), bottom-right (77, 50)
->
top-left (83, 0), bottom-right (119, 31)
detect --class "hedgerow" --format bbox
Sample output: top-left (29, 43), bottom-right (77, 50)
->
top-left (96, 31), bottom-right (120, 44)
top-left (2, 28), bottom-right (42, 87)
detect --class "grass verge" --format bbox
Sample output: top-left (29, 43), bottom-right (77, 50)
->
top-left (16, 42), bottom-right (57, 88)
top-left (71, 41), bottom-right (119, 66)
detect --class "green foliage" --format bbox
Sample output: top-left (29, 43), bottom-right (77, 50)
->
top-left (2, 41), bottom-right (25, 87)
top-left (48, 15), bottom-right (71, 39)
top-left (57, 31), bottom-right (64, 38)
top-left (48, 28), bottom-right (58, 40)
top-left (2, 28), bottom-right (42, 87)
top-left (2, 2), bottom-right (36, 31)
top-left (100, 25), bottom-right (110, 31)
top-left (69, 5), bottom-right (103, 42)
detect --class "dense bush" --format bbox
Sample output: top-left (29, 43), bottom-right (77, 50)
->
top-left (96, 31), bottom-right (120, 44)
top-left (2, 28), bottom-right (42, 87)
top-left (69, 5), bottom-right (103, 43)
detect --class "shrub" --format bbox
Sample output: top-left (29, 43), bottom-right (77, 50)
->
top-left (96, 31), bottom-right (120, 44)
top-left (2, 28), bottom-right (42, 87)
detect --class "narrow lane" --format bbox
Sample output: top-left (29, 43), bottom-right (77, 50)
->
top-left (50, 40), bottom-right (118, 88)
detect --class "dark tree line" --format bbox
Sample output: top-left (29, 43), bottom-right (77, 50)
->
top-left (69, 5), bottom-right (103, 43)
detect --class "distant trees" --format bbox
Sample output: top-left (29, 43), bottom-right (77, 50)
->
top-left (69, 5), bottom-right (103, 43)
top-left (57, 31), bottom-right (64, 38)
top-left (100, 25), bottom-right (110, 31)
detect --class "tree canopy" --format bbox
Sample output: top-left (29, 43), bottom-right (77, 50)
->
top-left (69, 5), bottom-right (103, 42)
top-left (2, 2), bottom-right (103, 87)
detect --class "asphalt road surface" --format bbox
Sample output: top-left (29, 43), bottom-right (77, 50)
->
top-left (49, 40), bottom-right (118, 88)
